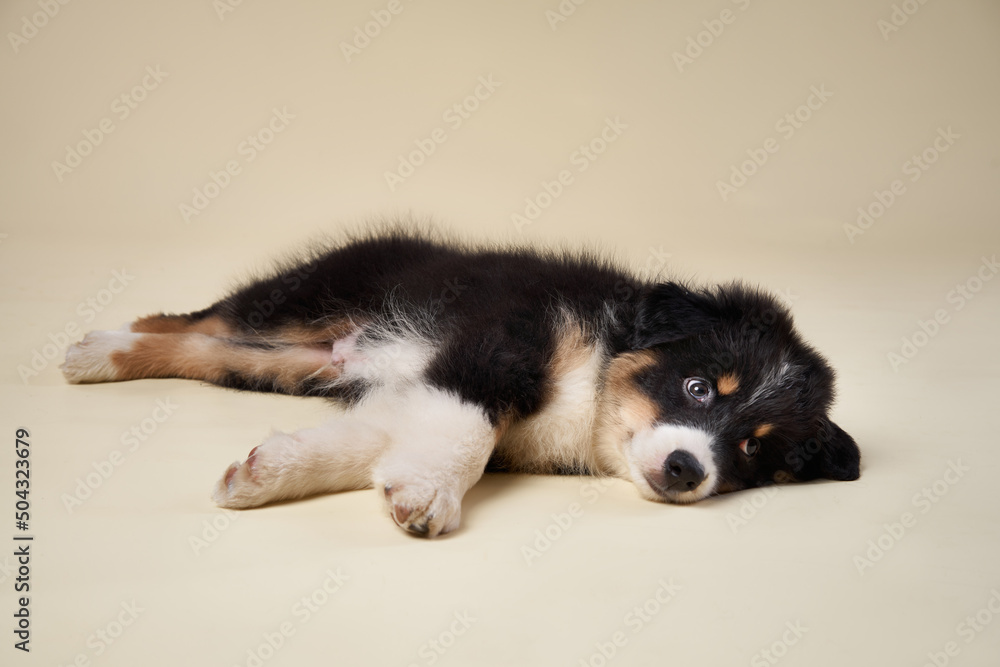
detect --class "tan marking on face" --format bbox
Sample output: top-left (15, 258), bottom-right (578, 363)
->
top-left (753, 423), bottom-right (774, 438)
top-left (716, 373), bottom-right (739, 396)
top-left (604, 350), bottom-right (659, 433)
top-left (592, 349), bottom-right (660, 478)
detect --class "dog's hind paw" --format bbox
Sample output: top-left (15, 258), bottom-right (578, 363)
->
top-left (61, 330), bottom-right (135, 383)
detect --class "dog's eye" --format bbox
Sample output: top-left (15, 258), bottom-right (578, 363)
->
top-left (739, 438), bottom-right (760, 457)
top-left (684, 378), bottom-right (712, 402)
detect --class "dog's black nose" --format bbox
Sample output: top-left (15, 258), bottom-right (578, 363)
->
top-left (664, 450), bottom-right (706, 491)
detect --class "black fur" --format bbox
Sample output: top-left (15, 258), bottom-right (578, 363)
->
top-left (194, 231), bottom-right (859, 493)
top-left (210, 233), bottom-right (640, 419)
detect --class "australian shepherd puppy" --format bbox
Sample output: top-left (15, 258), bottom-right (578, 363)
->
top-left (62, 231), bottom-right (860, 537)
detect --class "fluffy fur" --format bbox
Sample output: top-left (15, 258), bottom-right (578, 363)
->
top-left (62, 231), bottom-right (860, 537)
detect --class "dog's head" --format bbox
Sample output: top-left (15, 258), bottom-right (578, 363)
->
top-left (605, 282), bottom-right (860, 503)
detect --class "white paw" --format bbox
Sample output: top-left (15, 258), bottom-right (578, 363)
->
top-left (61, 330), bottom-right (136, 383)
top-left (212, 432), bottom-right (302, 509)
top-left (381, 480), bottom-right (462, 538)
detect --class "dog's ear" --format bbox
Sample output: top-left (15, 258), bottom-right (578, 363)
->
top-left (631, 282), bottom-right (719, 349)
top-left (791, 417), bottom-right (861, 482)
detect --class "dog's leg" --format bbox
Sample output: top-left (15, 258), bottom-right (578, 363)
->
top-left (129, 312), bottom-right (356, 347)
top-left (372, 386), bottom-right (498, 537)
top-left (213, 385), bottom-right (498, 538)
top-left (63, 310), bottom-right (359, 393)
top-left (61, 329), bottom-right (344, 395)
top-left (213, 413), bottom-right (391, 509)
top-left (129, 311), bottom-right (233, 336)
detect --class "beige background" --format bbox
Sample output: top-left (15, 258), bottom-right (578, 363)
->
top-left (2, 0), bottom-right (999, 665)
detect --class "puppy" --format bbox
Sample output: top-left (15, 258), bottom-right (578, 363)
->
top-left (62, 231), bottom-right (860, 537)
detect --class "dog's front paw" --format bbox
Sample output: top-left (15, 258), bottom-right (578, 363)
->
top-left (212, 433), bottom-right (299, 509)
top-left (381, 481), bottom-right (461, 538)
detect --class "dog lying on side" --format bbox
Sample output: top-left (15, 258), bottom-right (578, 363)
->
top-left (62, 231), bottom-right (860, 537)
